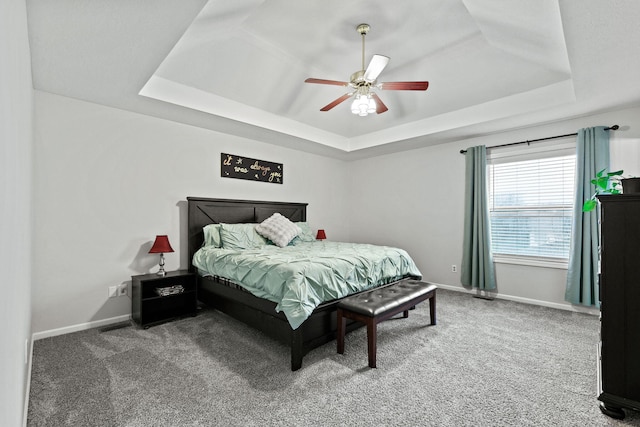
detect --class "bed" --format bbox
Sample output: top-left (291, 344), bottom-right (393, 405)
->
top-left (187, 197), bottom-right (421, 370)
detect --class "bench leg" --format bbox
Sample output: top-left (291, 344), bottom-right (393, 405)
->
top-left (367, 319), bottom-right (377, 368)
top-left (429, 292), bottom-right (437, 325)
top-left (337, 308), bottom-right (345, 354)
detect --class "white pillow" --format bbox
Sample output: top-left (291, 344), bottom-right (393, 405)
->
top-left (255, 213), bottom-right (301, 248)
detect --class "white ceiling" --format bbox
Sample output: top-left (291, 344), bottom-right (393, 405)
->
top-left (26, 0), bottom-right (640, 159)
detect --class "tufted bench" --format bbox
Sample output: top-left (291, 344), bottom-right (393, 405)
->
top-left (336, 279), bottom-right (437, 368)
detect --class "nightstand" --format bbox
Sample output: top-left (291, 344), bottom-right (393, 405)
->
top-left (131, 270), bottom-right (197, 328)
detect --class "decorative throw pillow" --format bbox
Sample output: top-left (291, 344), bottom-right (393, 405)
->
top-left (255, 213), bottom-right (301, 248)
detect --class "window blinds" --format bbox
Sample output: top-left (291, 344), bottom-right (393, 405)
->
top-left (488, 154), bottom-right (576, 260)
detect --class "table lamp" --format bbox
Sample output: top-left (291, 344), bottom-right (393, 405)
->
top-left (316, 229), bottom-right (327, 240)
top-left (149, 235), bottom-right (174, 276)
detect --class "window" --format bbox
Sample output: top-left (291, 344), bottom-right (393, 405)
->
top-left (488, 145), bottom-right (576, 266)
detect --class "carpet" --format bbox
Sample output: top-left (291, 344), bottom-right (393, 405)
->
top-left (27, 289), bottom-right (640, 426)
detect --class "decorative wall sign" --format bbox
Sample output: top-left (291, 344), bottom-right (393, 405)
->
top-left (221, 153), bottom-right (283, 184)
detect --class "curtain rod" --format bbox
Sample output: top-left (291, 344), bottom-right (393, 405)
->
top-left (459, 125), bottom-right (619, 154)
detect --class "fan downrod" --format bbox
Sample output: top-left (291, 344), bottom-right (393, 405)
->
top-left (356, 23), bottom-right (370, 75)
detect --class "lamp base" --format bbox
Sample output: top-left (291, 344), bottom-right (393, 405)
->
top-left (157, 253), bottom-right (166, 276)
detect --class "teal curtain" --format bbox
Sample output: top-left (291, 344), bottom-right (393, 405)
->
top-left (565, 127), bottom-right (610, 307)
top-left (461, 145), bottom-right (496, 290)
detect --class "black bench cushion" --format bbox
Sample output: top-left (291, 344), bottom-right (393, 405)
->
top-left (338, 280), bottom-right (437, 317)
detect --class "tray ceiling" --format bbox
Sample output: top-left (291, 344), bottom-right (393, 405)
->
top-left (27, 0), bottom-right (640, 158)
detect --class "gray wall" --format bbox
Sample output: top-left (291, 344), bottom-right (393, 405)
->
top-left (1, 0), bottom-right (33, 425)
top-left (31, 91), bottom-right (351, 335)
top-left (31, 90), bottom-right (640, 339)
top-left (347, 105), bottom-right (640, 309)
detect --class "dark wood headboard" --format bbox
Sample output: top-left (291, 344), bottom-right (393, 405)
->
top-left (186, 197), bottom-right (308, 272)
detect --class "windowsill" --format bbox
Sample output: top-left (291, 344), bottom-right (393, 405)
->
top-left (494, 255), bottom-right (568, 270)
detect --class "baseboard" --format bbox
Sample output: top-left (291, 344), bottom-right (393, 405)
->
top-left (23, 337), bottom-right (33, 427)
top-left (32, 314), bottom-right (131, 341)
top-left (434, 283), bottom-right (599, 316)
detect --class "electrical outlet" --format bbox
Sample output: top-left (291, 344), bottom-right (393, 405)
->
top-left (118, 283), bottom-right (128, 297)
top-left (451, 264), bottom-right (457, 273)
top-left (108, 285), bottom-right (118, 298)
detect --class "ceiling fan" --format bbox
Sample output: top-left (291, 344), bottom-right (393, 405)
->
top-left (304, 23), bottom-right (429, 116)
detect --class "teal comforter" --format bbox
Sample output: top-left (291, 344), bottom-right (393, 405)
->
top-left (193, 241), bottom-right (422, 329)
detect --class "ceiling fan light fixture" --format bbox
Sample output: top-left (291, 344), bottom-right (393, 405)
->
top-left (304, 23), bottom-right (429, 115)
top-left (351, 92), bottom-right (376, 116)
top-left (367, 94), bottom-right (376, 114)
top-left (350, 95), bottom-right (364, 115)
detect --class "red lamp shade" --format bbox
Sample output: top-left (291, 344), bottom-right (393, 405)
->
top-left (149, 235), bottom-right (174, 254)
top-left (316, 229), bottom-right (327, 240)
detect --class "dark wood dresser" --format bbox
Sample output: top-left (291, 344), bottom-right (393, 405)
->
top-left (597, 194), bottom-right (640, 419)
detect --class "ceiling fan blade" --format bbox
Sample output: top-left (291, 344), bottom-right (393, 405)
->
top-left (305, 78), bottom-right (349, 87)
top-left (363, 54), bottom-right (390, 82)
top-left (370, 93), bottom-right (388, 114)
top-left (320, 93), bottom-right (353, 111)
top-left (379, 81), bottom-right (429, 91)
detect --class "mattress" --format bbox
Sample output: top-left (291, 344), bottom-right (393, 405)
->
top-left (192, 241), bottom-right (422, 329)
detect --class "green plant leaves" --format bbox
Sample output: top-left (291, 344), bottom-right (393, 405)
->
top-left (582, 199), bottom-right (597, 212)
top-left (582, 169), bottom-right (624, 212)
top-left (595, 176), bottom-right (609, 190)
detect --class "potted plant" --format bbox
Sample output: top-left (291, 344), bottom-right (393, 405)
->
top-left (582, 169), bottom-right (624, 212)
